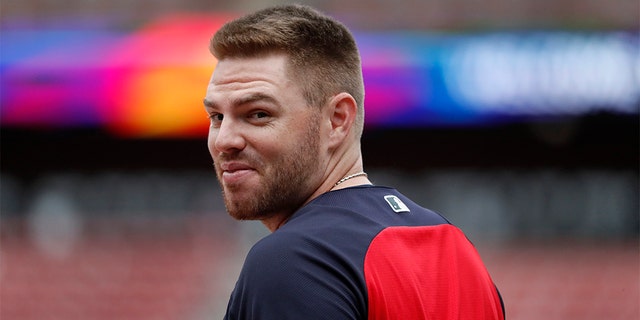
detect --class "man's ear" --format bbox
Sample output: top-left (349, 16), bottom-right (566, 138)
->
top-left (327, 92), bottom-right (358, 145)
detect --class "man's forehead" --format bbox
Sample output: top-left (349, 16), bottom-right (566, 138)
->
top-left (213, 54), bottom-right (289, 75)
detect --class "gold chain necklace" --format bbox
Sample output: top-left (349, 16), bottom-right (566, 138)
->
top-left (334, 171), bottom-right (367, 187)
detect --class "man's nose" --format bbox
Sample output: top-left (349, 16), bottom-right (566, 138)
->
top-left (213, 119), bottom-right (246, 153)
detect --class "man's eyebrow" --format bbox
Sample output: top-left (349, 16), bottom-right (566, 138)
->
top-left (232, 93), bottom-right (278, 106)
top-left (203, 98), bottom-right (216, 109)
top-left (203, 93), bottom-right (278, 110)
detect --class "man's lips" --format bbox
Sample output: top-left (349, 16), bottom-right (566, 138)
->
top-left (220, 161), bottom-right (253, 172)
top-left (219, 162), bottom-right (255, 184)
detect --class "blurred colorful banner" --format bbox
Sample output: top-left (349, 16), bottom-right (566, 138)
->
top-left (1, 13), bottom-right (638, 138)
top-left (1, 13), bottom-right (233, 138)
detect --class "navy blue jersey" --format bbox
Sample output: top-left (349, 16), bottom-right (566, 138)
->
top-left (224, 185), bottom-right (504, 320)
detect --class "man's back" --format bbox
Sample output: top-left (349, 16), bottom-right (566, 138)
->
top-left (224, 185), bottom-right (504, 319)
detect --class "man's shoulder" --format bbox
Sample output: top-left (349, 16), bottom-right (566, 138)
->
top-left (238, 225), bottom-right (367, 295)
top-left (242, 209), bottom-right (378, 275)
top-left (299, 185), bottom-right (451, 228)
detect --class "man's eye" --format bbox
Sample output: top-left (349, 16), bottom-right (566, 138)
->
top-left (251, 111), bottom-right (269, 119)
top-left (208, 113), bottom-right (223, 127)
top-left (209, 113), bottom-right (223, 121)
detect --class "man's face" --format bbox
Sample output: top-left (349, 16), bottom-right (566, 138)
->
top-left (204, 53), bottom-right (323, 222)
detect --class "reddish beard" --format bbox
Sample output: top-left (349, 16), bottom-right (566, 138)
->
top-left (217, 116), bottom-right (321, 222)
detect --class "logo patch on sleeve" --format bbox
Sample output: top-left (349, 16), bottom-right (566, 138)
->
top-left (384, 195), bottom-right (410, 213)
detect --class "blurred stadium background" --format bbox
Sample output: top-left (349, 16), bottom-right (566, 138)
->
top-left (1, 0), bottom-right (638, 319)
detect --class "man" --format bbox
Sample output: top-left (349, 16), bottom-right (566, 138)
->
top-left (203, 4), bottom-right (504, 320)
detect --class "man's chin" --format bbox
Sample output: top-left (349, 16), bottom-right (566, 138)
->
top-left (225, 202), bottom-right (259, 221)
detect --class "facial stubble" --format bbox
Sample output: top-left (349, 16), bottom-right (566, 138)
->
top-left (218, 115), bottom-right (321, 222)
